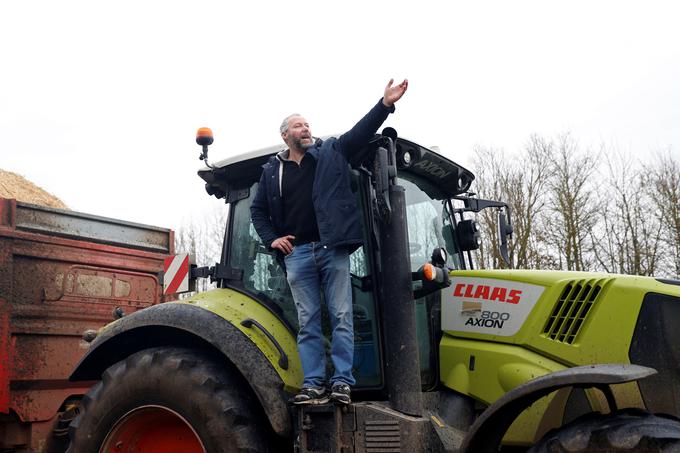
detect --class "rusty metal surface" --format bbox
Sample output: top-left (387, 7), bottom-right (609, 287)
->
top-left (11, 385), bottom-right (95, 423)
top-left (15, 200), bottom-right (172, 253)
top-left (0, 413), bottom-right (70, 453)
top-left (461, 364), bottom-right (657, 453)
top-left (0, 197), bottom-right (172, 451)
top-left (0, 198), bottom-right (16, 228)
top-left (0, 298), bottom-right (9, 413)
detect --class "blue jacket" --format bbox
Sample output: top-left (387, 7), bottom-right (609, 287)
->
top-left (250, 99), bottom-right (395, 252)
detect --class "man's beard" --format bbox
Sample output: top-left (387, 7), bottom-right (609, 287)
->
top-left (293, 137), bottom-right (313, 150)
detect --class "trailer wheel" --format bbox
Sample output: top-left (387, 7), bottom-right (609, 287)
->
top-left (530, 408), bottom-right (680, 452)
top-left (67, 347), bottom-right (270, 453)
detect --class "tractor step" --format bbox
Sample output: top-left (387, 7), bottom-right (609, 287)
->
top-left (294, 401), bottom-right (446, 453)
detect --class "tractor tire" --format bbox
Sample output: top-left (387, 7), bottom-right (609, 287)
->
top-left (67, 347), bottom-right (271, 453)
top-left (529, 408), bottom-right (680, 453)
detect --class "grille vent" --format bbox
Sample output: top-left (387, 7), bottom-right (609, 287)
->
top-left (365, 419), bottom-right (401, 452)
top-left (542, 279), bottom-right (610, 344)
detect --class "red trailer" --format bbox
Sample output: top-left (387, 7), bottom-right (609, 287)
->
top-left (0, 198), bottom-right (174, 453)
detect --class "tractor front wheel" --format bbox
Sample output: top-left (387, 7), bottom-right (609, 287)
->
top-left (67, 347), bottom-right (270, 453)
top-left (530, 408), bottom-right (680, 452)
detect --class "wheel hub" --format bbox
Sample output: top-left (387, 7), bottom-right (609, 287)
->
top-left (100, 405), bottom-right (205, 453)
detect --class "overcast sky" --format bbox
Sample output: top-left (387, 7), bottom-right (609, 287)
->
top-left (1, 1), bottom-right (678, 232)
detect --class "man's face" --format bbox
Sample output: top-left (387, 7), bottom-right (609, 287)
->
top-left (282, 116), bottom-right (313, 150)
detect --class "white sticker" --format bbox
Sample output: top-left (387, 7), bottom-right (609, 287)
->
top-left (442, 277), bottom-right (545, 336)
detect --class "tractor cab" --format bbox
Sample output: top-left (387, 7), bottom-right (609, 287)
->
top-left (196, 130), bottom-right (512, 393)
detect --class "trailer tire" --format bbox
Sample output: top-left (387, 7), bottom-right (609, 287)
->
top-left (530, 408), bottom-right (680, 452)
top-left (67, 346), bottom-right (271, 453)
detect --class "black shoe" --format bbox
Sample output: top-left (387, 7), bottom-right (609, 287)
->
top-left (330, 383), bottom-right (351, 404)
top-left (292, 387), bottom-right (330, 405)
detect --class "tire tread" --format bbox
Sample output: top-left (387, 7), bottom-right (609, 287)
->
top-left (67, 346), bottom-right (270, 453)
top-left (530, 409), bottom-right (680, 453)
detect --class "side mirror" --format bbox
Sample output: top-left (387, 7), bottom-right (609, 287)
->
top-left (456, 219), bottom-right (480, 251)
top-left (498, 209), bottom-right (514, 267)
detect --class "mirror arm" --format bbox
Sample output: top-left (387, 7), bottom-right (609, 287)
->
top-left (454, 196), bottom-right (509, 213)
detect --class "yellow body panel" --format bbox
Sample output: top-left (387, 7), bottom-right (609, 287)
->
top-left (440, 269), bottom-right (670, 444)
top-left (182, 288), bottom-right (303, 393)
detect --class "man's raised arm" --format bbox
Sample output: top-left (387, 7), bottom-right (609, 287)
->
top-left (337, 79), bottom-right (408, 157)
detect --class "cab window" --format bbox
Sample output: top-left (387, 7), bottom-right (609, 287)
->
top-left (227, 181), bottom-right (383, 388)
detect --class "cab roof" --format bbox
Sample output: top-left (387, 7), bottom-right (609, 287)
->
top-left (198, 135), bottom-right (475, 201)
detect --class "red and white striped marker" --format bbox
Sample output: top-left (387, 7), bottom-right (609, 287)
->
top-left (163, 254), bottom-right (189, 294)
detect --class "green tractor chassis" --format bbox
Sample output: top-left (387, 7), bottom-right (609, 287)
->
top-left (65, 129), bottom-right (680, 452)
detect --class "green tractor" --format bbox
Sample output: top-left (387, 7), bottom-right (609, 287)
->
top-left (67, 128), bottom-right (680, 452)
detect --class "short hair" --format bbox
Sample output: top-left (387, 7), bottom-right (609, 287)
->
top-left (280, 113), bottom-right (302, 134)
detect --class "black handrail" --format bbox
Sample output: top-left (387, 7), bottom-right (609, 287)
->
top-left (240, 318), bottom-right (289, 370)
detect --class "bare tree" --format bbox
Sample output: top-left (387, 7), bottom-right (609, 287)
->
top-left (543, 134), bottom-right (599, 271)
top-left (470, 145), bottom-right (506, 269)
top-left (646, 150), bottom-right (680, 278)
top-left (506, 135), bottom-right (555, 269)
top-left (174, 205), bottom-right (229, 294)
top-left (591, 149), bottom-right (663, 275)
top-left (470, 134), bottom-right (678, 277)
top-left (471, 136), bottom-right (556, 270)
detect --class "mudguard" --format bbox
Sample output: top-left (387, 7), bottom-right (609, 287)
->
top-left (70, 301), bottom-right (295, 436)
top-left (460, 364), bottom-right (657, 453)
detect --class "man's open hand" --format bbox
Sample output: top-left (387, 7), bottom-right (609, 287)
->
top-left (383, 78), bottom-right (408, 107)
top-left (272, 235), bottom-right (295, 255)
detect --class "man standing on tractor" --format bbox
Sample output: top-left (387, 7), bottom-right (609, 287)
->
top-left (251, 79), bottom-right (408, 405)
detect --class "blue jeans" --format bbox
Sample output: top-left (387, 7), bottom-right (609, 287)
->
top-left (284, 242), bottom-right (355, 388)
